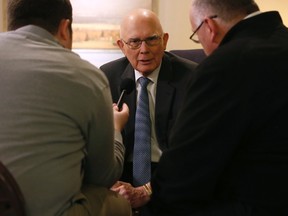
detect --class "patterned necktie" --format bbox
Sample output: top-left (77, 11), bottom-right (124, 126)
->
top-left (133, 77), bottom-right (151, 186)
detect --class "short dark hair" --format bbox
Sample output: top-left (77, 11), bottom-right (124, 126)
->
top-left (7, 0), bottom-right (73, 35)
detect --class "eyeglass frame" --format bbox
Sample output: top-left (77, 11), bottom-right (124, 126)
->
top-left (189, 15), bottom-right (218, 43)
top-left (121, 34), bottom-right (163, 50)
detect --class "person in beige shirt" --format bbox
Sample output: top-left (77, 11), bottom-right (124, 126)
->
top-left (0, 0), bottom-right (131, 215)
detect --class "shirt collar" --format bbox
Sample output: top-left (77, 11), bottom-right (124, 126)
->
top-left (134, 62), bottom-right (162, 84)
top-left (244, 11), bottom-right (262, 20)
top-left (16, 25), bottom-right (63, 48)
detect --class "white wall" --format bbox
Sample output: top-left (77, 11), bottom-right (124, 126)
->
top-left (156, 0), bottom-right (201, 50)
top-left (1, 0), bottom-right (287, 66)
top-left (1, 0), bottom-right (287, 38)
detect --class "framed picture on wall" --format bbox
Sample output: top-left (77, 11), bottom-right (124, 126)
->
top-left (70, 0), bottom-right (152, 49)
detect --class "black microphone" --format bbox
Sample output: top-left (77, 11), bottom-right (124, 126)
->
top-left (117, 78), bottom-right (135, 110)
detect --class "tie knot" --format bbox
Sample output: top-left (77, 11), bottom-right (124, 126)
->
top-left (138, 77), bottom-right (150, 88)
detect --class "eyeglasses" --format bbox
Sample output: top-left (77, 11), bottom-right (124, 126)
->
top-left (189, 15), bottom-right (217, 43)
top-left (121, 35), bottom-right (163, 49)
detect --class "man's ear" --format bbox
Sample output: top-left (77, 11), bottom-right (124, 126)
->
top-left (117, 39), bottom-right (125, 53)
top-left (56, 19), bottom-right (72, 49)
top-left (161, 33), bottom-right (169, 50)
top-left (205, 18), bottom-right (219, 43)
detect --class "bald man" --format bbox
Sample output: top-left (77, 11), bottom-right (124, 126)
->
top-left (100, 8), bottom-right (198, 214)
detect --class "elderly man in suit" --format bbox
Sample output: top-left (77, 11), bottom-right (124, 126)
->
top-left (100, 8), bottom-right (198, 215)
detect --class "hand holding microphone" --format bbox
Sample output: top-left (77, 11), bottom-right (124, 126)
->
top-left (117, 78), bottom-right (135, 110)
top-left (113, 103), bottom-right (129, 131)
top-left (113, 78), bottom-right (134, 131)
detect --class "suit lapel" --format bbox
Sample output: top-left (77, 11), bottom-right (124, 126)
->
top-left (155, 56), bottom-right (175, 150)
top-left (121, 65), bottom-right (137, 155)
top-left (120, 64), bottom-right (136, 116)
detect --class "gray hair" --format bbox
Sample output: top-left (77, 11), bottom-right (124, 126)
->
top-left (191, 0), bottom-right (259, 22)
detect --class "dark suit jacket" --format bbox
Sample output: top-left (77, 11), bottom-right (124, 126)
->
top-left (149, 12), bottom-right (288, 216)
top-left (100, 51), bottom-right (198, 183)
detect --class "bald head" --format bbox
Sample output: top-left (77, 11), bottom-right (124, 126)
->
top-left (120, 8), bottom-right (164, 39)
top-left (117, 8), bottom-right (169, 76)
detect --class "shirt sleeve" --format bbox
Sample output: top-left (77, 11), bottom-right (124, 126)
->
top-left (82, 73), bottom-right (125, 188)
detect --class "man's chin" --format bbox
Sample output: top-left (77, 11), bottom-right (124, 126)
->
top-left (137, 65), bottom-right (155, 75)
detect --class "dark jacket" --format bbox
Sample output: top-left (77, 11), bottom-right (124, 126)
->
top-left (150, 12), bottom-right (288, 216)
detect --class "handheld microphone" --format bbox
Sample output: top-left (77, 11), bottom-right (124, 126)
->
top-left (117, 78), bottom-right (135, 110)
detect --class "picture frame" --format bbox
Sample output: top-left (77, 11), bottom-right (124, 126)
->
top-left (70, 0), bottom-right (152, 49)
